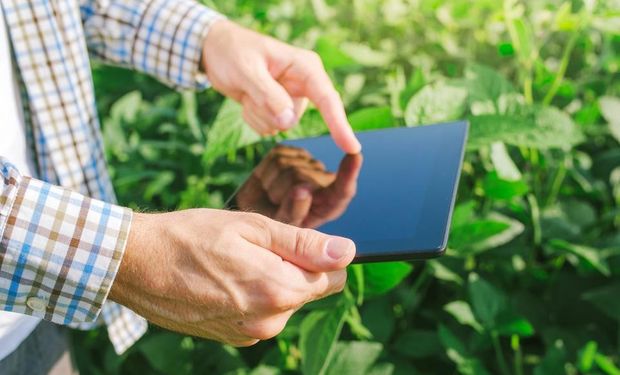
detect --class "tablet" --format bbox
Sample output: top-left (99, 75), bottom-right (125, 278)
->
top-left (229, 121), bottom-right (468, 263)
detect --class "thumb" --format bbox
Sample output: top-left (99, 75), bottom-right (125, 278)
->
top-left (251, 214), bottom-right (356, 272)
top-left (249, 70), bottom-right (296, 130)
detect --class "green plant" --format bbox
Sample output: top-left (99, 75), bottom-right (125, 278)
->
top-left (73, 0), bottom-right (620, 374)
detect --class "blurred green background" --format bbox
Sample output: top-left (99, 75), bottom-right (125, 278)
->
top-left (73, 0), bottom-right (620, 374)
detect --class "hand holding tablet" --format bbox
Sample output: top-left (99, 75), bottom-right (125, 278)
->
top-left (229, 121), bottom-right (469, 262)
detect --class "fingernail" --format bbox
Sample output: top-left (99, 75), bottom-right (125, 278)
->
top-left (326, 236), bottom-right (353, 260)
top-left (355, 139), bottom-right (362, 151)
top-left (276, 108), bottom-right (296, 130)
top-left (352, 138), bottom-right (362, 153)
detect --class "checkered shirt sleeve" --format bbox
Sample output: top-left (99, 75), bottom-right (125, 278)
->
top-left (0, 157), bottom-right (132, 326)
top-left (80, 0), bottom-right (224, 90)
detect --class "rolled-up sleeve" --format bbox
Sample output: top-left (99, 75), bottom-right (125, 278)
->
top-left (80, 0), bottom-right (224, 89)
top-left (0, 157), bottom-right (132, 325)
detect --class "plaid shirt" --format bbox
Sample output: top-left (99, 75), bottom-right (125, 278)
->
top-left (0, 0), bottom-right (222, 354)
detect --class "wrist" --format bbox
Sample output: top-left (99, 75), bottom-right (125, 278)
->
top-left (201, 18), bottom-right (234, 76)
top-left (109, 212), bottom-right (155, 304)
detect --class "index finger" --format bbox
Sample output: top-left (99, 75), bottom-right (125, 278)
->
top-left (300, 54), bottom-right (362, 154)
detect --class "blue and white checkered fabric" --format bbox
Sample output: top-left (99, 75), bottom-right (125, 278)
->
top-left (0, 0), bottom-right (223, 354)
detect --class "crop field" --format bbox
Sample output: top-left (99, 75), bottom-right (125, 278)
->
top-left (73, 1), bottom-right (620, 374)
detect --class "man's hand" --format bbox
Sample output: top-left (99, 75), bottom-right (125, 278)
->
top-left (236, 145), bottom-right (362, 227)
top-left (202, 20), bottom-right (361, 154)
top-left (109, 209), bottom-right (355, 346)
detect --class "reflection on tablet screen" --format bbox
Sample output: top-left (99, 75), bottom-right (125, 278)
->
top-left (230, 122), bottom-right (468, 261)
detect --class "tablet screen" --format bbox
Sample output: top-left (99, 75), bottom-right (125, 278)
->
top-left (231, 121), bottom-right (468, 262)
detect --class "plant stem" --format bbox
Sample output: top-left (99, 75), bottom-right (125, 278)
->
top-left (512, 335), bottom-right (524, 375)
top-left (546, 155), bottom-right (568, 207)
top-left (404, 265), bottom-right (431, 314)
top-left (523, 74), bottom-right (534, 105)
top-left (492, 331), bottom-right (512, 375)
top-left (527, 194), bottom-right (542, 247)
top-left (542, 31), bottom-right (579, 106)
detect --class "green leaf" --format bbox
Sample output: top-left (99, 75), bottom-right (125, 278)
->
top-left (393, 330), bottom-right (442, 358)
top-left (340, 42), bottom-right (394, 67)
top-left (110, 90), bottom-right (142, 123)
top-left (599, 96), bottom-right (620, 143)
top-left (363, 262), bottom-right (413, 297)
top-left (444, 301), bottom-right (483, 332)
top-left (348, 264), bottom-right (365, 305)
top-left (450, 220), bottom-right (510, 250)
top-left (348, 106), bottom-right (395, 131)
top-left (366, 363), bottom-right (395, 375)
top-left (438, 324), bottom-right (467, 358)
top-left (204, 99), bottom-right (260, 164)
top-left (531, 107), bottom-right (584, 148)
top-left (467, 107), bottom-right (583, 150)
top-left (451, 201), bottom-right (477, 228)
top-left (467, 114), bottom-right (529, 150)
top-left (594, 354), bottom-right (620, 375)
top-left (438, 325), bottom-right (491, 375)
top-left (468, 273), bottom-right (507, 328)
top-left (250, 365), bottom-right (281, 375)
top-left (315, 36), bottom-right (357, 70)
top-left (490, 142), bottom-right (522, 181)
top-left (561, 200), bottom-right (597, 229)
top-left (360, 297), bottom-right (395, 343)
top-left (578, 341), bottom-right (598, 372)
top-left (284, 110), bottom-right (328, 139)
top-left (144, 171), bottom-right (175, 201)
top-left (345, 305), bottom-right (373, 340)
top-left (179, 91), bottom-right (204, 142)
top-left (449, 213), bottom-right (524, 255)
top-left (299, 301), bottom-right (349, 375)
top-left (592, 15), bottom-right (620, 34)
top-left (428, 260), bottom-right (463, 285)
top-left (582, 283), bottom-right (620, 321)
top-left (510, 18), bottom-right (536, 63)
top-left (324, 341), bottom-right (383, 375)
top-left (463, 64), bottom-right (517, 115)
top-left (483, 172), bottom-right (529, 200)
top-left (138, 333), bottom-right (193, 375)
top-left (103, 91), bottom-right (141, 158)
top-left (495, 312), bottom-right (535, 337)
top-left (404, 81), bottom-right (468, 125)
top-left (533, 341), bottom-right (567, 375)
top-left (548, 239), bottom-right (611, 276)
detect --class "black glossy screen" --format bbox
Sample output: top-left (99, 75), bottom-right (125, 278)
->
top-left (282, 121), bottom-right (468, 262)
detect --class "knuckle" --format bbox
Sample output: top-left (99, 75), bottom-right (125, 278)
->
top-left (342, 183), bottom-right (358, 198)
top-left (242, 212), bottom-right (269, 231)
top-left (306, 50), bottom-right (323, 67)
top-left (295, 228), bottom-right (322, 259)
top-left (275, 156), bottom-right (289, 168)
top-left (311, 159), bottom-right (326, 170)
top-left (260, 282), bottom-right (297, 311)
top-left (242, 319), bottom-right (287, 341)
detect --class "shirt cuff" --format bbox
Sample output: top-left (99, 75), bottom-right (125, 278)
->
top-left (0, 163), bottom-right (132, 326)
top-left (129, 0), bottom-right (225, 90)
